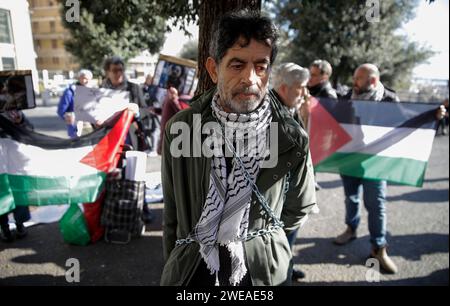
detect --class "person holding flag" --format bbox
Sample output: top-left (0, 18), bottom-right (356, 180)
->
top-left (333, 63), bottom-right (446, 274)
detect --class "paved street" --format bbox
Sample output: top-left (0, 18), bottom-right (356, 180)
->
top-left (0, 106), bottom-right (448, 285)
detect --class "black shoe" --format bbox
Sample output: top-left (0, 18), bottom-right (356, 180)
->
top-left (1, 227), bottom-right (15, 243)
top-left (16, 223), bottom-right (28, 239)
top-left (142, 210), bottom-right (154, 224)
top-left (292, 269), bottom-right (306, 281)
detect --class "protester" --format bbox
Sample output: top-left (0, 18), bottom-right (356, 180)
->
top-left (307, 59), bottom-right (338, 99)
top-left (101, 56), bottom-right (152, 223)
top-left (0, 111), bottom-right (33, 243)
top-left (272, 62), bottom-right (318, 281)
top-left (156, 87), bottom-right (190, 155)
top-left (142, 74), bottom-right (161, 154)
top-left (57, 69), bottom-right (93, 138)
top-left (436, 98), bottom-right (449, 135)
top-left (334, 63), bottom-right (446, 274)
top-left (160, 10), bottom-right (316, 286)
top-left (307, 59), bottom-right (338, 191)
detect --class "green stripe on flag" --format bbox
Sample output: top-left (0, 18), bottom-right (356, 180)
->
top-left (315, 152), bottom-right (427, 187)
top-left (0, 172), bottom-right (106, 215)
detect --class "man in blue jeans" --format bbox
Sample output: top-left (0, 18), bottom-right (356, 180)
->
top-left (335, 64), bottom-right (447, 274)
top-left (333, 63), bottom-right (399, 274)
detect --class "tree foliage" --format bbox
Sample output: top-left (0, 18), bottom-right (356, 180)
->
top-left (61, 0), bottom-right (167, 75)
top-left (179, 40), bottom-right (199, 61)
top-left (272, 0), bottom-right (434, 89)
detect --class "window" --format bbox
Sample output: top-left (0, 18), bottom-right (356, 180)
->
top-left (52, 57), bottom-right (59, 64)
top-left (52, 39), bottom-right (57, 49)
top-left (2, 57), bottom-right (16, 70)
top-left (49, 1), bottom-right (54, 6)
top-left (49, 21), bottom-right (55, 32)
top-left (33, 21), bottom-right (39, 30)
top-left (0, 9), bottom-right (13, 44)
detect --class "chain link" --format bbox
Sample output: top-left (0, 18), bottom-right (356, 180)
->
top-left (176, 224), bottom-right (283, 246)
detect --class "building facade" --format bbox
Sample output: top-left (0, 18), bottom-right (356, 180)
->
top-left (27, 0), bottom-right (78, 78)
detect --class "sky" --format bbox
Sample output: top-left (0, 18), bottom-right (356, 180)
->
top-left (160, 1), bottom-right (449, 81)
top-left (403, 0), bottom-right (449, 80)
top-left (160, 21), bottom-right (199, 57)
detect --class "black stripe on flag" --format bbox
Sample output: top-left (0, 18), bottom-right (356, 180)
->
top-left (0, 114), bottom-right (111, 149)
top-left (318, 97), bottom-right (439, 129)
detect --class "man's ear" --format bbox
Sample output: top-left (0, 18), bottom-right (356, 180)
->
top-left (206, 57), bottom-right (218, 84)
top-left (370, 76), bottom-right (378, 87)
top-left (278, 83), bottom-right (288, 99)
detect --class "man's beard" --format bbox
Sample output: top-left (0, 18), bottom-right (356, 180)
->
top-left (354, 83), bottom-right (372, 95)
top-left (221, 85), bottom-right (264, 114)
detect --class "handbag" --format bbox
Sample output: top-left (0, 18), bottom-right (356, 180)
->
top-left (101, 170), bottom-right (145, 244)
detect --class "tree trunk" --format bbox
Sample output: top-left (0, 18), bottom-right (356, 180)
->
top-left (195, 0), bottom-right (262, 96)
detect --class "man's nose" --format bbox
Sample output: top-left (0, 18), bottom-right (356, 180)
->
top-left (241, 66), bottom-right (258, 86)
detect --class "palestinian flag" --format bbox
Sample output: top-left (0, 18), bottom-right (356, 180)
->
top-left (0, 110), bottom-right (133, 215)
top-left (309, 97), bottom-right (439, 187)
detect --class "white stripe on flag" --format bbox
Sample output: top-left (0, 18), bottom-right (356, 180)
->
top-left (0, 139), bottom-right (99, 176)
top-left (338, 124), bottom-right (435, 162)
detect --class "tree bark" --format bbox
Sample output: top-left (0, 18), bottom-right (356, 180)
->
top-left (195, 0), bottom-right (261, 96)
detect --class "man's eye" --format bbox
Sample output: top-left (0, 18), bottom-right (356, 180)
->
top-left (256, 65), bottom-right (268, 73)
top-left (231, 64), bottom-right (243, 70)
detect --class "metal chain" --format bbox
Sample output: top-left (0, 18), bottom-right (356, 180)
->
top-left (176, 224), bottom-right (283, 246)
top-left (175, 110), bottom-right (288, 247)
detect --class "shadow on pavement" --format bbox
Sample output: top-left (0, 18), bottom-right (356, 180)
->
top-left (293, 232), bottom-right (449, 265)
top-left (295, 268), bottom-right (449, 286)
top-left (316, 179), bottom-right (342, 189)
top-left (0, 207), bottom-right (164, 286)
top-left (424, 177), bottom-right (450, 184)
top-left (387, 189), bottom-right (449, 203)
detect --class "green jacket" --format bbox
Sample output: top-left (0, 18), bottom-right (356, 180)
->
top-left (160, 87), bottom-right (316, 286)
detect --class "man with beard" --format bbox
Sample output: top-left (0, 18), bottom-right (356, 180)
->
top-left (334, 63), bottom-right (400, 273)
top-left (160, 10), bottom-right (316, 286)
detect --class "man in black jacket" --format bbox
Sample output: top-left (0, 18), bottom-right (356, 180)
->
top-left (307, 59), bottom-right (337, 99)
top-left (307, 59), bottom-right (338, 191)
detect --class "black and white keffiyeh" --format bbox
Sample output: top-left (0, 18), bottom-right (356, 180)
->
top-left (189, 91), bottom-right (272, 285)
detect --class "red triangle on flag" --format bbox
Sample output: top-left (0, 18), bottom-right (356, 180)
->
top-left (309, 97), bottom-right (352, 166)
top-left (80, 110), bottom-right (134, 172)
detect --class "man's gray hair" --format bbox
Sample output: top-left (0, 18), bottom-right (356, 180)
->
top-left (78, 69), bottom-right (93, 79)
top-left (272, 62), bottom-right (310, 90)
top-left (310, 59), bottom-right (333, 77)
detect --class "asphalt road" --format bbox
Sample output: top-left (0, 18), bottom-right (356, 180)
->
top-left (0, 105), bottom-right (448, 286)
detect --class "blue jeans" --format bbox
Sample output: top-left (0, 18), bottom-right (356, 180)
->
top-left (287, 228), bottom-right (299, 249)
top-left (341, 175), bottom-right (387, 248)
